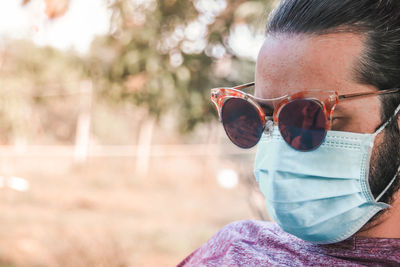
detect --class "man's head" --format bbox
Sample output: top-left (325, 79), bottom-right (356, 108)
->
top-left (255, 0), bottom-right (400, 208)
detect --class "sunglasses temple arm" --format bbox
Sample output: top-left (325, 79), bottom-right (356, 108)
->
top-left (233, 82), bottom-right (255, 90)
top-left (339, 88), bottom-right (400, 100)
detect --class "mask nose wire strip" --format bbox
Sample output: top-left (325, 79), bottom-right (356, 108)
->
top-left (375, 164), bottom-right (400, 202)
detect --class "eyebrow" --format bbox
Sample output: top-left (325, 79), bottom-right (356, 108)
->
top-left (231, 82), bottom-right (400, 119)
top-left (235, 82), bottom-right (400, 101)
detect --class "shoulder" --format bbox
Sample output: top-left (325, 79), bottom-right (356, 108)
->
top-left (214, 219), bottom-right (283, 242)
top-left (200, 219), bottom-right (284, 248)
top-left (178, 220), bottom-right (303, 267)
top-left (212, 219), bottom-right (298, 246)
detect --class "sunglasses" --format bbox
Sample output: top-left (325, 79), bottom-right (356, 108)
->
top-left (211, 82), bottom-right (400, 151)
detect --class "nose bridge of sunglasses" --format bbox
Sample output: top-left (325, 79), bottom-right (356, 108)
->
top-left (253, 95), bottom-right (288, 116)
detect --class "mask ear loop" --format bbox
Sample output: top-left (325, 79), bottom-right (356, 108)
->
top-left (376, 165), bottom-right (400, 202)
top-left (374, 104), bottom-right (400, 136)
top-left (374, 103), bottom-right (400, 202)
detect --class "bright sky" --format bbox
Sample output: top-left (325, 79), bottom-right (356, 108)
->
top-left (0, 0), bottom-right (111, 54)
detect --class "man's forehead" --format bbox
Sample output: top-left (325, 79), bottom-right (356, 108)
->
top-left (254, 33), bottom-right (367, 99)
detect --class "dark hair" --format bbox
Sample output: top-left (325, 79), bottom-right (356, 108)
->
top-left (266, 0), bottom-right (400, 204)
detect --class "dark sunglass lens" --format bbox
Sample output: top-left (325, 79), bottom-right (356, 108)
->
top-left (278, 99), bottom-right (326, 151)
top-left (221, 98), bottom-right (263, 148)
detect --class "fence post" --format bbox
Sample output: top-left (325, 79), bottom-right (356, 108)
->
top-left (135, 117), bottom-right (155, 178)
top-left (74, 80), bottom-right (92, 164)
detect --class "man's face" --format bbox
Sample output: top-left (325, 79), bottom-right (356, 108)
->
top-left (255, 33), bottom-right (382, 134)
top-left (255, 33), bottom-right (399, 225)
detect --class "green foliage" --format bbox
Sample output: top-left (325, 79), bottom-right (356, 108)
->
top-left (0, 40), bottom-right (87, 143)
top-left (90, 0), bottom-right (273, 132)
top-left (0, 0), bottom-right (273, 144)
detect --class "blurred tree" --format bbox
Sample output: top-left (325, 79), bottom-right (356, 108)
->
top-left (0, 40), bottom-right (87, 144)
top-left (11, 0), bottom-right (275, 145)
top-left (90, 0), bottom-right (274, 132)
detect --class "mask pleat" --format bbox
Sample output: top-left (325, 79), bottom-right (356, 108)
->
top-left (260, 170), bottom-right (361, 202)
top-left (254, 126), bottom-right (387, 244)
top-left (270, 193), bottom-right (366, 227)
top-left (279, 203), bottom-right (386, 244)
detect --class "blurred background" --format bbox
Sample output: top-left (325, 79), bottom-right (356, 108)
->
top-left (0, 0), bottom-right (276, 266)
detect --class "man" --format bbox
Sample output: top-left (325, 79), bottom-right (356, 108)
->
top-left (179, 0), bottom-right (400, 266)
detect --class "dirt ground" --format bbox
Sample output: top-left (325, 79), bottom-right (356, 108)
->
top-left (0, 152), bottom-right (265, 266)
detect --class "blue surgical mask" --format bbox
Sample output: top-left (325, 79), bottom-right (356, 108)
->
top-left (254, 121), bottom-right (399, 244)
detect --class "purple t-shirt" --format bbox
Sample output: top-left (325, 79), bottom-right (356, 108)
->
top-left (178, 220), bottom-right (400, 266)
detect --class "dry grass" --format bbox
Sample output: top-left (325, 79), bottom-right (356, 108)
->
top-left (0, 153), bottom-right (261, 266)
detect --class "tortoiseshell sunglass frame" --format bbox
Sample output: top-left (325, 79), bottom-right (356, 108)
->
top-left (211, 82), bottom-right (400, 149)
